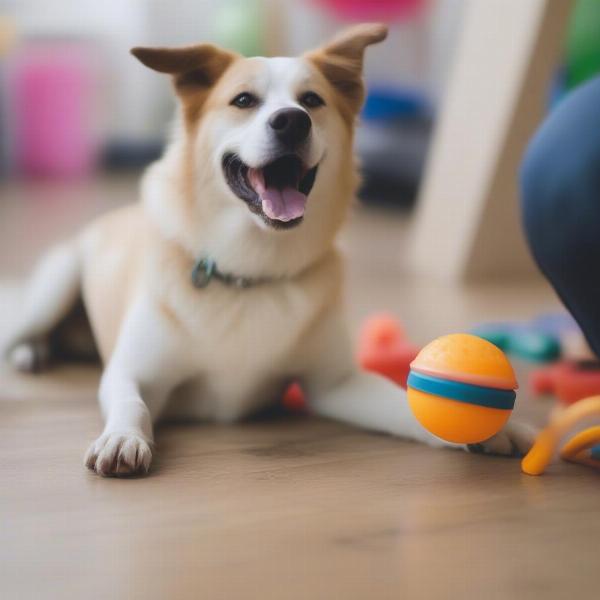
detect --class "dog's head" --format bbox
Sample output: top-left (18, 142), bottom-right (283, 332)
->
top-left (132, 24), bottom-right (387, 231)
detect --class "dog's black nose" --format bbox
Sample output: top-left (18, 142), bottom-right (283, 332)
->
top-left (268, 108), bottom-right (311, 146)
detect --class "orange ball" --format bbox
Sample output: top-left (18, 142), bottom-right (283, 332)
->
top-left (407, 334), bottom-right (518, 444)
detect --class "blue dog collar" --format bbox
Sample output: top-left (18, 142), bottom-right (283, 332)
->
top-left (408, 371), bottom-right (516, 410)
top-left (191, 257), bottom-right (279, 289)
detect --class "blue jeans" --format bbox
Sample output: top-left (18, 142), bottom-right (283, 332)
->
top-left (521, 76), bottom-right (600, 356)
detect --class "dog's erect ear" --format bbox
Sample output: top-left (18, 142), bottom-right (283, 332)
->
top-left (131, 44), bottom-right (237, 126)
top-left (305, 23), bottom-right (388, 121)
top-left (318, 23), bottom-right (388, 63)
top-left (131, 44), bottom-right (236, 94)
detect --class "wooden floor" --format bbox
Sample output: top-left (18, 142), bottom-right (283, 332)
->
top-left (1, 175), bottom-right (598, 599)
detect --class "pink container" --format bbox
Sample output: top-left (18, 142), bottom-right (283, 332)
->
top-left (11, 41), bottom-right (99, 179)
top-left (313, 0), bottom-right (425, 21)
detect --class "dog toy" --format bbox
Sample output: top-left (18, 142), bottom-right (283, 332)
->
top-left (530, 359), bottom-right (600, 406)
top-left (471, 312), bottom-right (583, 363)
top-left (357, 313), bottom-right (420, 388)
top-left (471, 322), bottom-right (561, 363)
top-left (282, 382), bottom-right (305, 412)
top-left (407, 334), bottom-right (518, 443)
top-left (522, 395), bottom-right (600, 475)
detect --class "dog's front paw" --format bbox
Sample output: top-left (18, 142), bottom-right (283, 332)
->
top-left (467, 422), bottom-right (537, 457)
top-left (85, 432), bottom-right (152, 477)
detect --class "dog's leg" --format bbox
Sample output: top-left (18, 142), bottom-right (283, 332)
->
top-left (307, 368), bottom-right (534, 455)
top-left (84, 298), bottom-right (186, 477)
top-left (5, 242), bottom-right (80, 372)
top-left (302, 313), bottom-right (535, 456)
top-left (84, 367), bottom-right (167, 477)
top-left (307, 367), bottom-right (451, 447)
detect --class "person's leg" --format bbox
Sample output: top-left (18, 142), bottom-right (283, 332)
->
top-left (521, 76), bottom-right (600, 356)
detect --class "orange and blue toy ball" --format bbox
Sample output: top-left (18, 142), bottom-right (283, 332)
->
top-left (407, 334), bottom-right (518, 444)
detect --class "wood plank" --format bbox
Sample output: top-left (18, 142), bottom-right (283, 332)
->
top-left (411, 0), bottom-right (574, 281)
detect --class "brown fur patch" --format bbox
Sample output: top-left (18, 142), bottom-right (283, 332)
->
top-left (307, 53), bottom-right (365, 123)
top-left (81, 205), bottom-right (148, 361)
top-left (131, 44), bottom-right (239, 128)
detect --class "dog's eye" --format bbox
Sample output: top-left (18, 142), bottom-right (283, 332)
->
top-left (299, 91), bottom-right (325, 109)
top-left (231, 92), bottom-right (258, 109)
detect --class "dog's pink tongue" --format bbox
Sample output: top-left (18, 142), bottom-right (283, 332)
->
top-left (249, 169), bottom-right (307, 222)
top-left (260, 187), bottom-right (307, 222)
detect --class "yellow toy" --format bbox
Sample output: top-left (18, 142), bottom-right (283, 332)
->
top-left (521, 395), bottom-right (600, 475)
top-left (407, 334), bottom-right (518, 444)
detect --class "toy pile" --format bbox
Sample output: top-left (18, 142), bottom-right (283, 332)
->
top-left (283, 311), bottom-right (600, 475)
top-left (474, 313), bottom-right (600, 474)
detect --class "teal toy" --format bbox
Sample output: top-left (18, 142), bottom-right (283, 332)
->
top-left (472, 313), bottom-right (582, 363)
top-left (472, 325), bottom-right (560, 363)
top-left (470, 313), bottom-right (580, 363)
top-left (471, 323), bottom-right (561, 363)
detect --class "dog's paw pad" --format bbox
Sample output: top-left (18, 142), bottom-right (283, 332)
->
top-left (85, 433), bottom-right (152, 477)
top-left (8, 341), bottom-right (50, 373)
top-left (468, 422), bottom-right (537, 457)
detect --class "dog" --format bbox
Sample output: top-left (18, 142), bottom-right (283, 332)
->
top-left (4, 24), bottom-right (534, 476)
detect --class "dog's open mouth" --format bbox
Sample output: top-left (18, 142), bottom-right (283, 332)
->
top-left (222, 153), bottom-right (318, 229)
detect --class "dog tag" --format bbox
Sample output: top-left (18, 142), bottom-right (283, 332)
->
top-left (191, 258), bottom-right (216, 288)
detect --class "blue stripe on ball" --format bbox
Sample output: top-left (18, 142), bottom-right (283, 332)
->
top-left (407, 371), bottom-right (516, 410)
top-left (590, 445), bottom-right (600, 461)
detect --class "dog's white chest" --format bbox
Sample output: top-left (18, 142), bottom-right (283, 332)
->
top-left (184, 281), bottom-right (315, 364)
top-left (159, 273), bottom-right (333, 421)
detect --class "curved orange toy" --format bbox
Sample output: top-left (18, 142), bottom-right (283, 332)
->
top-left (407, 334), bottom-right (518, 444)
top-left (521, 395), bottom-right (600, 475)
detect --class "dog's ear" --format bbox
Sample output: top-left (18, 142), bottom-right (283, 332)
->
top-left (131, 44), bottom-right (236, 93)
top-left (305, 23), bottom-right (388, 121)
top-left (131, 44), bottom-right (237, 126)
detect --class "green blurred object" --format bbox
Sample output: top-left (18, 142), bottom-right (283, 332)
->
top-left (472, 326), bottom-right (561, 364)
top-left (214, 0), bottom-right (264, 57)
top-left (506, 332), bottom-right (561, 364)
top-left (473, 330), bottom-right (510, 352)
top-left (566, 0), bottom-right (600, 89)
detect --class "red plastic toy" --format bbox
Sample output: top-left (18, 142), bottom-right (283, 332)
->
top-left (282, 382), bottom-right (305, 412)
top-left (356, 313), bottom-right (420, 388)
top-left (282, 314), bottom-right (419, 412)
top-left (529, 360), bottom-right (600, 406)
